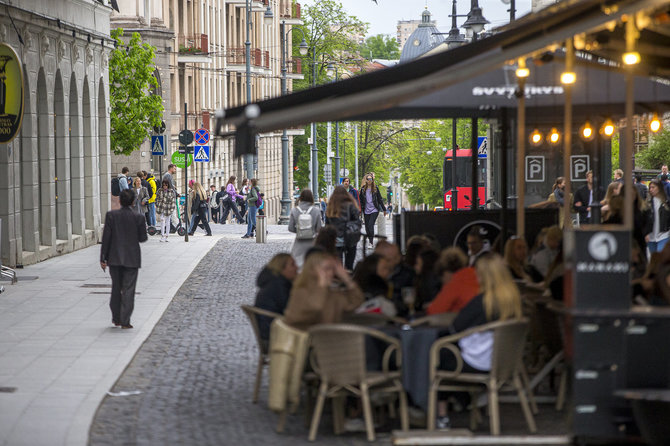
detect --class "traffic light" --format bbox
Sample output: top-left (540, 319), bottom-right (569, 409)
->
top-left (387, 185), bottom-right (393, 202)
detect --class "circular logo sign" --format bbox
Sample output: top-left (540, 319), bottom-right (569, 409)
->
top-left (178, 129), bottom-right (194, 146)
top-left (588, 232), bottom-right (617, 261)
top-left (0, 43), bottom-right (24, 144)
top-left (171, 151), bottom-right (192, 168)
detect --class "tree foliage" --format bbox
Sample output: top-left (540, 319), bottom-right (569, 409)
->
top-left (636, 128), bottom-right (670, 170)
top-left (359, 34), bottom-right (400, 60)
top-left (109, 29), bottom-right (163, 155)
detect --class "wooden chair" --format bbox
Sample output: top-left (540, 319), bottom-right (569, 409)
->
top-left (307, 323), bottom-right (409, 442)
top-left (240, 305), bottom-right (282, 403)
top-left (426, 318), bottom-right (537, 435)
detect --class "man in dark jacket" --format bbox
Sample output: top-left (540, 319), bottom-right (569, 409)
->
top-left (254, 254), bottom-right (297, 340)
top-left (635, 174), bottom-right (649, 200)
top-left (100, 189), bottom-right (148, 329)
top-left (574, 170), bottom-right (604, 224)
top-left (342, 177), bottom-right (359, 202)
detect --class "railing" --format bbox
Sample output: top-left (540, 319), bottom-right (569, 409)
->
top-left (226, 47), bottom-right (270, 68)
top-left (178, 34), bottom-right (208, 54)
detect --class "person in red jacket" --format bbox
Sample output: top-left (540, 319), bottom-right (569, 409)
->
top-left (427, 247), bottom-right (479, 315)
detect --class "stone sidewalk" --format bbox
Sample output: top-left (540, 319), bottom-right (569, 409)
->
top-left (0, 221), bottom-right (292, 446)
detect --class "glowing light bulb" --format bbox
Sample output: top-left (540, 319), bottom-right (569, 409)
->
top-left (516, 67), bottom-right (529, 78)
top-left (580, 121), bottom-right (595, 141)
top-left (560, 71), bottom-right (576, 84)
top-left (601, 119), bottom-right (615, 138)
top-left (529, 129), bottom-right (543, 146)
top-left (650, 113), bottom-right (662, 133)
top-left (622, 51), bottom-right (641, 65)
top-left (548, 128), bottom-right (561, 145)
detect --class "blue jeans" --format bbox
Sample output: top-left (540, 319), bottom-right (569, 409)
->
top-left (648, 238), bottom-right (669, 254)
top-left (148, 202), bottom-right (156, 226)
top-left (246, 205), bottom-right (257, 236)
top-left (189, 213), bottom-right (197, 232)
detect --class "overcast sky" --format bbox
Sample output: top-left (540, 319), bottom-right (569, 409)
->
top-left (301, 0), bottom-right (532, 38)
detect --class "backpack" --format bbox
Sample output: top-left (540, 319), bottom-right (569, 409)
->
top-left (296, 206), bottom-right (315, 239)
top-left (111, 177), bottom-right (121, 196)
top-left (146, 177), bottom-right (156, 200)
top-left (344, 205), bottom-right (362, 246)
top-left (254, 187), bottom-right (263, 207)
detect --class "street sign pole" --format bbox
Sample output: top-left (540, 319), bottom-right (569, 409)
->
top-left (184, 102), bottom-right (189, 242)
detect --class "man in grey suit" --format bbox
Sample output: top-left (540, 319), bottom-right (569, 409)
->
top-left (100, 189), bottom-right (148, 329)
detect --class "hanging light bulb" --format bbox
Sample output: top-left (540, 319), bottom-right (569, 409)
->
top-left (560, 71), bottom-right (576, 84)
top-left (580, 121), bottom-right (595, 141)
top-left (529, 128), bottom-right (543, 146)
top-left (622, 51), bottom-right (641, 65)
top-left (516, 58), bottom-right (529, 78)
top-left (601, 118), bottom-right (616, 138)
top-left (650, 113), bottom-right (662, 133)
top-left (548, 127), bottom-right (561, 145)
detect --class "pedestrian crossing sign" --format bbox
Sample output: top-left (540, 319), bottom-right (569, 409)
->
top-left (193, 145), bottom-right (210, 162)
top-left (151, 135), bottom-right (165, 155)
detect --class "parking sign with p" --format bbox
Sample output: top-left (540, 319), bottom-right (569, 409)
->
top-left (525, 156), bottom-right (545, 182)
top-left (571, 155), bottom-right (590, 181)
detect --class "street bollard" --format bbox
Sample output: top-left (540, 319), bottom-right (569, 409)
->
top-left (377, 213), bottom-right (387, 238)
top-left (256, 215), bottom-right (267, 243)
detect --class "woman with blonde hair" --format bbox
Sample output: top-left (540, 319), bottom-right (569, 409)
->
top-left (188, 182), bottom-right (212, 236)
top-left (283, 252), bottom-right (364, 330)
top-left (132, 177), bottom-right (150, 219)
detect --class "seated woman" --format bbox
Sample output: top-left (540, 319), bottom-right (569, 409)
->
top-left (284, 252), bottom-right (364, 330)
top-left (313, 225), bottom-right (338, 257)
top-left (435, 253), bottom-right (523, 428)
top-left (427, 247), bottom-right (479, 315)
top-left (504, 237), bottom-right (543, 283)
top-left (254, 253), bottom-right (298, 341)
top-left (529, 225), bottom-right (562, 279)
top-left (352, 253), bottom-right (392, 300)
top-left (413, 248), bottom-right (441, 310)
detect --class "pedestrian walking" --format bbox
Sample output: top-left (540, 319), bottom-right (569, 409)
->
top-left (359, 173), bottom-right (386, 247)
top-left (645, 179), bottom-right (670, 254)
top-left (635, 174), bottom-right (649, 200)
top-left (326, 185), bottom-right (362, 270)
top-left (145, 171), bottom-right (158, 227)
top-left (132, 177), bottom-right (149, 219)
top-left (162, 164), bottom-right (179, 226)
top-left (342, 176), bottom-right (359, 202)
top-left (208, 184), bottom-right (219, 223)
top-left (239, 178), bottom-right (249, 220)
top-left (220, 175), bottom-right (245, 224)
top-left (242, 178), bottom-right (261, 239)
top-left (155, 179), bottom-right (176, 242)
top-left (188, 182), bottom-right (212, 236)
top-left (100, 189), bottom-right (148, 329)
top-left (288, 189), bottom-right (323, 268)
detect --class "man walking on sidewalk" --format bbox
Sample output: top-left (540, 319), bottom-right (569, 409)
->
top-left (100, 189), bottom-right (148, 329)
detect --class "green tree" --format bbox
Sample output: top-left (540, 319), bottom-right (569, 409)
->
top-left (636, 128), bottom-right (670, 170)
top-left (359, 34), bottom-right (400, 60)
top-left (109, 29), bottom-right (163, 155)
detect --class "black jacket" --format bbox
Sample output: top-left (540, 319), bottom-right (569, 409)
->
top-left (100, 206), bottom-right (148, 268)
top-left (254, 268), bottom-right (292, 340)
top-left (325, 203), bottom-right (360, 240)
top-left (645, 198), bottom-right (670, 235)
top-left (359, 186), bottom-right (386, 215)
top-left (574, 184), bottom-right (604, 223)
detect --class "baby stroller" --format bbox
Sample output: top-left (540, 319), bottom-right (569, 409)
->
top-left (147, 196), bottom-right (187, 236)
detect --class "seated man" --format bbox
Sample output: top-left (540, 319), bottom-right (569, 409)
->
top-left (427, 247), bottom-right (480, 315)
top-left (375, 241), bottom-right (415, 316)
top-left (254, 254), bottom-right (298, 340)
top-left (466, 226), bottom-right (491, 266)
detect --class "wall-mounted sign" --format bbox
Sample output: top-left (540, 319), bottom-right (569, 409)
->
top-left (525, 156), bottom-right (545, 182)
top-left (0, 43), bottom-right (24, 144)
top-left (571, 155), bottom-right (590, 181)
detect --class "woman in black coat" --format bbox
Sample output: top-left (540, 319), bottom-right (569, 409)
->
top-left (358, 173), bottom-right (386, 247)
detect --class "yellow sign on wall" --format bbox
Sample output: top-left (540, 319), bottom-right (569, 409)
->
top-left (0, 43), bottom-right (23, 144)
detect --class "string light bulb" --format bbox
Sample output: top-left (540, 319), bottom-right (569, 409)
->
top-left (580, 121), bottom-right (595, 141)
top-left (548, 127), bottom-right (561, 145)
top-left (529, 129), bottom-right (543, 146)
top-left (622, 51), bottom-right (641, 65)
top-left (516, 58), bottom-right (529, 78)
top-left (601, 118), bottom-right (616, 138)
top-left (650, 113), bottom-right (662, 133)
top-left (560, 71), bottom-right (576, 84)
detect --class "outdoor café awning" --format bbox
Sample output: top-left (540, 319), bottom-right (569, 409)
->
top-left (216, 0), bottom-right (670, 155)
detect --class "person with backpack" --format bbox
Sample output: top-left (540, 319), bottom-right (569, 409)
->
top-left (326, 185), bottom-right (362, 271)
top-left (145, 171), bottom-right (158, 227)
top-left (220, 175), bottom-right (245, 224)
top-left (111, 167), bottom-right (130, 210)
top-left (288, 189), bottom-right (323, 268)
top-left (242, 178), bottom-right (261, 239)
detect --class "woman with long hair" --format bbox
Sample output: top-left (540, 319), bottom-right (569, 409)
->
top-left (155, 179), bottom-right (176, 242)
top-left (132, 177), bottom-right (150, 219)
top-left (550, 177), bottom-right (566, 205)
top-left (188, 182), bottom-right (212, 236)
top-left (254, 253), bottom-right (298, 340)
top-left (504, 237), bottom-right (543, 283)
top-left (646, 179), bottom-right (670, 253)
top-left (359, 173), bottom-right (386, 247)
top-left (325, 185), bottom-right (361, 270)
top-left (220, 175), bottom-right (245, 224)
top-left (288, 189), bottom-right (322, 267)
top-left (283, 252), bottom-right (364, 330)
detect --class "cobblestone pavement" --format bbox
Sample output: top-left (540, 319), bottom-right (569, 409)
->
top-left (89, 226), bottom-right (568, 446)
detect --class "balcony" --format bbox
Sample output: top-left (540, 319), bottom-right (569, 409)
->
top-left (286, 57), bottom-right (304, 80)
top-left (281, 2), bottom-right (302, 25)
top-left (225, 47), bottom-right (271, 74)
top-left (177, 34), bottom-right (211, 63)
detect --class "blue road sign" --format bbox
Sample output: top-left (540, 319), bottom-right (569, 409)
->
top-left (477, 136), bottom-right (488, 158)
top-left (193, 145), bottom-right (210, 162)
top-left (151, 135), bottom-right (165, 155)
top-left (194, 128), bottom-right (210, 146)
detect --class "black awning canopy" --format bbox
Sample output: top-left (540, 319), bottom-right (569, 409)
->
top-left (216, 0), bottom-right (670, 153)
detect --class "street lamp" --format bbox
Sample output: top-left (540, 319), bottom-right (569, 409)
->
top-left (244, 0), bottom-right (254, 180)
top-left (462, 0), bottom-right (489, 40)
top-left (445, 0), bottom-right (466, 49)
top-left (278, 21), bottom-right (308, 224)
top-left (500, 0), bottom-right (516, 21)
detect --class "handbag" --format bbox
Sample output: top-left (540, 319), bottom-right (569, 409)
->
top-left (343, 205), bottom-right (362, 246)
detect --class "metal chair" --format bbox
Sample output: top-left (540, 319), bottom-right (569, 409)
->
top-left (240, 305), bottom-right (282, 403)
top-left (426, 318), bottom-right (537, 435)
top-left (307, 323), bottom-right (409, 442)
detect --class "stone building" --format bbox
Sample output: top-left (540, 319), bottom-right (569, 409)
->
top-left (112, 0), bottom-right (302, 223)
top-left (0, 0), bottom-right (113, 267)
top-left (399, 8), bottom-right (443, 63)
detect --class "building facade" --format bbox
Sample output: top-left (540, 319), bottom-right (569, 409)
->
top-left (112, 0), bottom-right (302, 223)
top-left (0, 0), bottom-right (113, 267)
